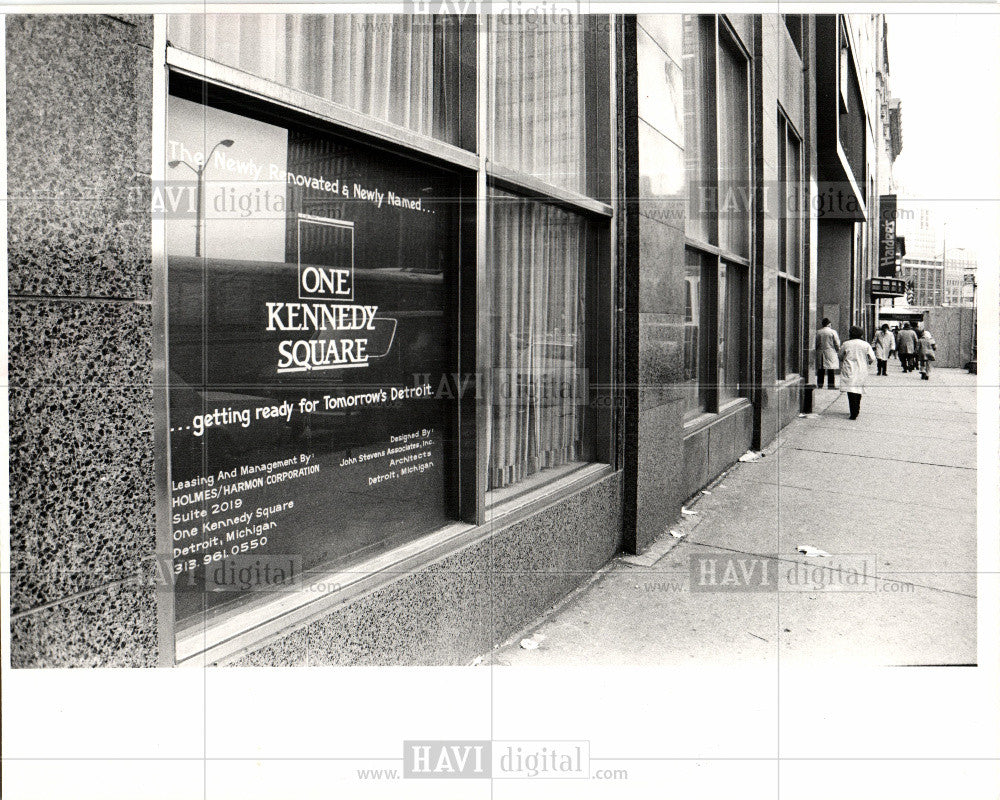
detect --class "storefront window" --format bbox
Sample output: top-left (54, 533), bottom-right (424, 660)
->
top-left (161, 13), bottom-right (615, 653)
top-left (165, 86), bottom-right (460, 623)
top-left (484, 15), bottom-right (611, 494)
top-left (168, 14), bottom-right (472, 147)
top-left (486, 191), bottom-right (589, 490)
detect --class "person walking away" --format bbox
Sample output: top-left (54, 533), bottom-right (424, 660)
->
top-left (872, 324), bottom-right (895, 376)
top-left (917, 328), bottom-right (936, 380)
top-left (815, 318), bottom-right (841, 389)
top-left (838, 325), bottom-right (876, 420)
top-left (896, 322), bottom-right (918, 373)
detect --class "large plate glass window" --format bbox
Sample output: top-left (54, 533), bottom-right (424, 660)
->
top-left (165, 80), bottom-right (460, 625)
top-left (485, 15), bottom-right (612, 497)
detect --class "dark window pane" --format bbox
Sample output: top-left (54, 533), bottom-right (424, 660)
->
top-left (720, 261), bottom-right (748, 401)
top-left (717, 29), bottom-right (749, 258)
top-left (786, 128), bottom-right (802, 277)
top-left (777, 278), bottom-right (787, 378)
top-left (787, 282), bottom-right (800, 375)
top-left (166, 93), bottom-right (459, 623)
top-left (684, 248), bottom-right (714, 417)
top-left (682, 15), bottom-right (717, 245)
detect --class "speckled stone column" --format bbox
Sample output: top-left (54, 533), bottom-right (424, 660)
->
top-left (7, 14), bottom-right (157, 666)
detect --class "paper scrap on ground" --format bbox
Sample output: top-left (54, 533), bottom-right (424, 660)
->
top-left (669, 529), bottom-right (686, 539)
top-left (681, 507), bottom-right (697, 516)
top-left (796, 545), bottom-right (831, 557)
top-left (519, 638), bottom-right (539, 650)
top-left (738, 450), bottom-right (763, 462)
top-left (798, 413), bottom-right (819, 418)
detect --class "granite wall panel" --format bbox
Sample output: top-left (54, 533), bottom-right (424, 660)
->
top-left (682, 426), bottom-right (709, 499)
top-left (10, 583), bottom-right (158, 668)
top-left (8, 15), bottom-right (156, 667)
top-left (9, 384), bottom-right (155, 613)
top-left (637, 401), bottom-right (685, 541)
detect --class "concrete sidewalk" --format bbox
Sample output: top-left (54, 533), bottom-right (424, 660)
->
top-left (493, 368), bottom-right (978, 666)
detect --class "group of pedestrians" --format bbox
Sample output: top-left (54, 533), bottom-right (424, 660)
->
top-left (814, 318), bottom-right (936, 421)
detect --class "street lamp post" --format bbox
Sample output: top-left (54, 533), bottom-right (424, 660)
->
top-left (168, 139), bottom-right (235, 257)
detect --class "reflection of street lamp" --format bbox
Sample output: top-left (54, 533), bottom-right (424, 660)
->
top-left (168, 139), bottom-right (234, 257)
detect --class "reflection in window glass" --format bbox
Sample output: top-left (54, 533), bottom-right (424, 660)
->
top-left (784, 281), bottom-right (800, 376)
top-left (168, 14), bottom-right (468, 145)
top-left (717, 30), bottom-right (749, 258)
top-left (486, 190), bottom-right (588, 490)
top-left (683, 248), bottom-right (713, 417)
top-left (166, 93), bottom-right (459, 623)
top-left (785, 128), bottom-right (802, 277)
top-left (682, 14), bottom-right (717, 245)
top-left (489, 16), bottom-right (606, 195)
top-left (720, 262), bottom-right (748, 402)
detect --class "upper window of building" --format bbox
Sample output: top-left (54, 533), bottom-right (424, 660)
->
top-left (488, 15), bottom-right (610, 197)
top-left (168, 14), bottom-right (473, 148)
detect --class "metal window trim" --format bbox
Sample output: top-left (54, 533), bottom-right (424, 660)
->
top-left (485, 162), bottom-right (613, 218)
top-left (151, 15), bottom-right (175, 668)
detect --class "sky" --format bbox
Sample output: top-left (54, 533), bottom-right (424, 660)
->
top-left (887, 12), bottom-right (1000, 268)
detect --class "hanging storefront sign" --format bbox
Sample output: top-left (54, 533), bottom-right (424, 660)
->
top-left (878, 193), bottom-right (897, 277)
top-left (164, 92), bottom-right (459, 623)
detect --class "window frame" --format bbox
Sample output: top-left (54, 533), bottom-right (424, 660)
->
top-left (156, 13), bottom-right (619, 665)
top-left (682, 15), bottom-right (753, 423)
top-left (777, 106), bottom-right (804, 380)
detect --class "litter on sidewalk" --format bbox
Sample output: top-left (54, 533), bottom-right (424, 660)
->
top-left (798, 413), bottom-right (819, 418)
top-left (796, 545), bottom-right (831, 557)
top-left (681, 507), bottom-right (697, 516)
top-left (519, 632), bottom-right (547, 650)
top-left (738, 450), bottom-right (765, 462)
top-left (669, 529), bottom-right (686, 539)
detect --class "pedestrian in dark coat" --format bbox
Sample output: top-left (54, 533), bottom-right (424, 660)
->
top-left (917, 329), bottom-right (937, 380)
top-left (896, 322), bottom-right (918, 373)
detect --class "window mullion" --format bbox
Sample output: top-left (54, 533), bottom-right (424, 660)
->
top-left (472, 11), bottom-right (490, 526)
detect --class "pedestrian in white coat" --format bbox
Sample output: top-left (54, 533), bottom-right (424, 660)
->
top-left (815, 318), bottom-right (841, 389)
top-left (838, 325), bottom-right (876, 420)
top-left (872, 324), bottom-right (895, 376)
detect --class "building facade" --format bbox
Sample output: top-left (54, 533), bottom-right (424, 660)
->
top-left (943, 249), bottom-right (978, 307)
top-left (901, 256), bottom-right (945, 307)
top-left (8, 12), bottom-right (897, 667)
